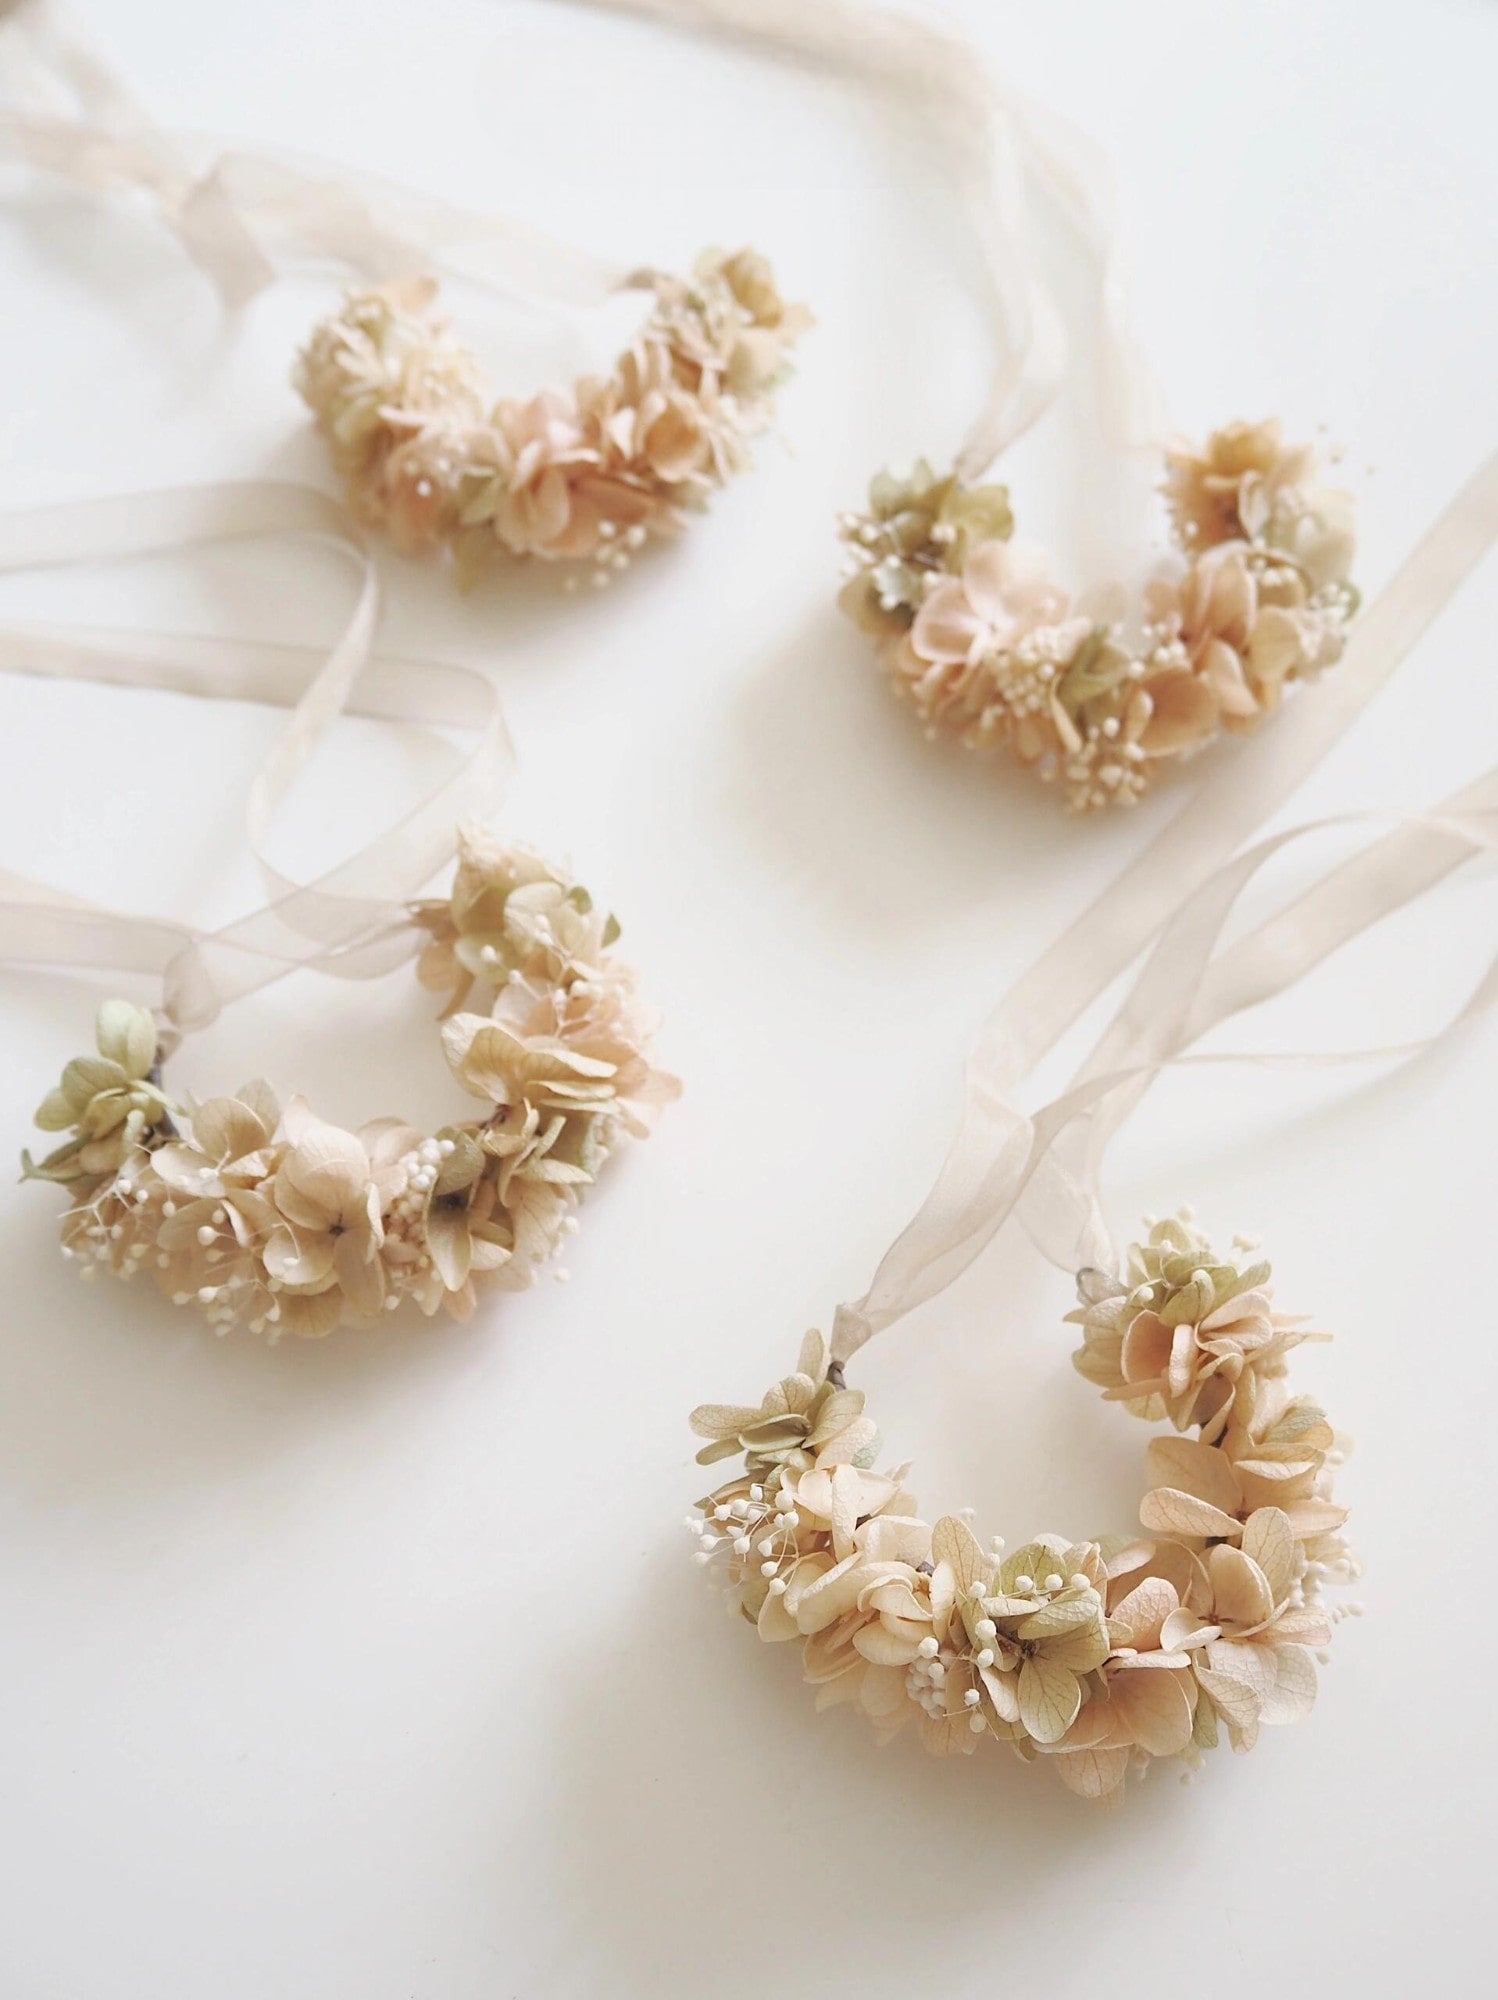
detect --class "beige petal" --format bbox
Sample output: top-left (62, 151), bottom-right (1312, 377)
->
top-left (1195, 1664), bottom-right (1262, 1733)
top-left (1160, 1607), bottom-right (1221, 1653)
top-left (1139, 1487), bottom-right (1242, 1539)
top-left (792, 1553), bottom-right (863, 1634)
top-left (1261, 1644), bottom-right (1319, 1726)
top-left (1204, 1638), bottom-right (1275, 1703)
top-left (1017, 1657), bottom-right (1082, 1744)
top-left (1240, 1507), bottom-right (1297, 1603)
top-left (1016, 1594), bottom-right (1101, 1641)
top-left (804, 1388), bottom-right (866, 1449)
top-left (1109, 1576), bottom-right (1179, 1650)
top-left (1109, 1667), bottom-right (1195, 1755)
top-left (1052, 1743), bottom-right (1130, 1800)
top-left (1119, 1309), bottom-right (1172, 1382)
top-left (1137, 669), bottom-right (1219, 754)
top-left (930, 1515), bottom-right (992, 1597)
top-left (978, 1662), bottom-right (1020, 1723)
top-left (1208, 1545), bottom-right (1275, 1628)
top-left (261, 1226), bottom-right (335, 1290)
top-left (858, 1517), bottom-right (931, 1568)
top-left (1146, 1435), bottom-right (1243, 1513)
top-left (1283, 1497), bottom-right (1350, 1539)
top-left (756, 1588), bottom-right (798, 1643)
top-left (1046, 1615), bottom-right (1112, 1676)
top-left (852, 1620), bottom-right (923, 1667)
top-left (425, 1200), bottom-right (473, 1291)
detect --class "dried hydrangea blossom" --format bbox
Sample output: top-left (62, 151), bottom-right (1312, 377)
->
top-left (838, 420), bottom-right (1359, 811)
top-left (295, 248), bottom-right (811, 588)
top-left (24, 828), bottom-right (678, 1339)
top-left (687, 1214), bottom-right (1359, 1803)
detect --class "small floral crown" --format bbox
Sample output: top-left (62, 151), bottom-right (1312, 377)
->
top-left (23, 830), bottom-right (678, 1339)
top-left (687, 1213), bottom-right (1359, 1802)
top-left (838, 421), bottom-right (1360, 811)
top-left (295, 247), bottom-right (811, 589)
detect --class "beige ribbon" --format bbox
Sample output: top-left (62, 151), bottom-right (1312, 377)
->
top-left (829, 448), bottom-right (1498, 1362)
top-left (564, 0), bottom-right (1164, 487)
top-left (0, 0), bottom-right (649, 307)
top-left (0, 481), bottom-right (515, 1036)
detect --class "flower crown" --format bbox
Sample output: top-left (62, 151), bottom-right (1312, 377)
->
top-left (23, 830), bottom-right (678, 1338)
top-left (838, 421), bottom-right (1359, 811)
top-left (296, 247), bottom-right (811, 587)
top-left (687, 1214), bottom-right (1358, 1802)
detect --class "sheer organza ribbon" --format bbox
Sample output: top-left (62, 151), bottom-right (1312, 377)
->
top-left (567, 0), bottom-right (1165, 480)
top-left (0, 0), bottom-right (651, 308)
top-left (0, 481), bottom-right (515, 1036)
top-left (829, 448), bottom-right (1498, 1362)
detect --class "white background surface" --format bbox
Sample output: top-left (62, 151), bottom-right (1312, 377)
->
top-left (1, 2), bottom-right (1496, 1995)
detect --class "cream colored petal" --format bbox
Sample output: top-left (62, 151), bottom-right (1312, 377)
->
top-left (688, 1402), bottom-right (763, 1441)
top-left (852, 1621), bottom-right (923, 1667)
top-left (1109, 1667), bottom-right (1195, 1755)
top-left (1045, 1614), bottom-right (1111, 1675)
top-left (813, 1416), bottom-right (878, 1467)
top-left (1017, 1657), bottom-right (1082, 1744)
top-left (1240, 1507), bottom-right (1298, 1604)
top-left (930, 1515), bottom-right (992, 1597)
top-left (792, 1552), bottom-right (863, 1634)
top-left (1208, 1544), bottom-right (1275, 1628)
top-left (95, 999), bottom-right (156, 1078)
top-left (979, 1663), bottom-right (1020, 1723)
top-left (1261, 1643), bottom-right (1319, 1726)
top-left (1139, 1488), bottom-right (1242, 1539)
top-left (910, 581), bottom-right (982, 666)
top-left (334, 1230), bottom-right (384, 1318)
top-left (1194, 1665), bottom-right (1262, 1736)
top-left (1160, 1607), bottom-right (1221, 1653)
top-left (1016, 1594), bottom-right (1102, 1641)
top-left (1109, 1576), bottom-right (1180, 1650)
top-left (1052, 1743), bottom-right (1130, 1800)
top-left (858, 1517), bottom-right (932, 1568)
top-left (803, 1387), bottom-right (865, 1449)
top-left (1269, 1607), bottom-right (1332, 1647)
top-left (1146, 1435), bottom-right (1243, 1512)
top-left (425, 1201), bottom-right (473, 1291)
top-left (261, 1226), bottom-right (335, 1290)
top-left (1119, 1309), bottom-right (1172, 1382)
top-left (274, 1290), bottom-right (344, 1340)
top-left (1204, 1639), bottom-right (1275, 1703)
top-left (756, 1588), bottom-right (799, 1643)
top-left (1282, 1497), bottom-right (1350, 1539)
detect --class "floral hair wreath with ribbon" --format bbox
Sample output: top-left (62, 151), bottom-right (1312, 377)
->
top-left (295, 251), bottom-right (811, 588)
top-left (3, 481), bottom-right (678, 1342)
top-left (0, 2), bottom-right (809, 592)
top-left (688, 1214), bottom-right (1358, 1801)
top-left (23, 828), bottom-right (677, 1340)
top-left (838, 423), bottom-right (1360, 812)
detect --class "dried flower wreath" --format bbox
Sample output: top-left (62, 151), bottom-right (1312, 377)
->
top-left (838, 422), bottom-right (1360, 812)
top-left (296, 251), bottom-right (811, 587)
top-left (1, 4), bottom-right (808, 590)
top-left (688, 1214), bottom-right (1357, 1800)
top-left (3, 472), bottom-right (680, 1342)
top-left (22, 828), bottom-right (677, 1340)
